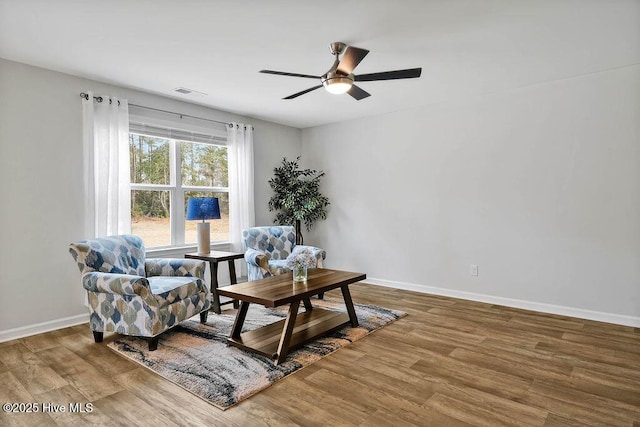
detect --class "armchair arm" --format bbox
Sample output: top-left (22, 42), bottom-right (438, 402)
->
top-left (295, 245), bottom-right (326, 267)
top-left (145, 258), bottom-right (206, 279)
top-left (245, 248), bottom-right (269, 270)
top-left (82, 272), bottom-right (149, 296)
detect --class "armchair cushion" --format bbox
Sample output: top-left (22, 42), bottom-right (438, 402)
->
top-left (148, 276), bottom-right (207, 306)
top-left (267, 259), bottom-right (290, 276)
top-left (269, 259), bottom-right (288, 269)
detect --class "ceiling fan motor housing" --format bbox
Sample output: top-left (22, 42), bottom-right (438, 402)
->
top-left (321, 71), bottom-right (354, 94)
top-left (322, 71), bottom-right (354, 85)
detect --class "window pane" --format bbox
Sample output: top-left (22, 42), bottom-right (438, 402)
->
top-left (185, 191), bottom-right (229, 243)
top-left (181, 141), bottom-right (228, 187)
top-left (129, 134), bottom-right (170, 185)
top-left (131, 190), bottom-right (171, 247)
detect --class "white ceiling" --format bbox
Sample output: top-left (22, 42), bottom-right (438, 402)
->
top-left (1, 0), bottom-right (638, 128)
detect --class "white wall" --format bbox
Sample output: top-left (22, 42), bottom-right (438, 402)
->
top-left (302, 65), bottom-right (640, 324)
top-left (2, 56), bottom-right (638, 337)
top-left (0, 58), bottom-right (300, 338)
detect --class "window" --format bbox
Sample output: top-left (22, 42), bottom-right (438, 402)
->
top-left (129, 123), bottom-right (229, 248)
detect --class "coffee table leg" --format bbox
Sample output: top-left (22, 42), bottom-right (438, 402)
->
top-left (210, 261), bottom-right (221, 314)
top-left (341, 285), bottom-right (359, 327)
top-left (302, 297), bottom-right (313, 311)
top-left (231, 301), bottom-right (250, 339)
top-left (275, 299), bottom-right (300, 364)
top-left (228, 259), bottom-right (240, 309)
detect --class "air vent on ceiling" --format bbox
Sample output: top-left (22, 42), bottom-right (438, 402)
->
top-left (173, 87), bottom-right (208, 96)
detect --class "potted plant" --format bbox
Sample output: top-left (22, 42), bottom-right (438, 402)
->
top-left (268, 156), bottom-right (329, 244)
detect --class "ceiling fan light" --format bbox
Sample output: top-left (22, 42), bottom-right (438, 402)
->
top-left (325, 81), bottom-right (352, 94)
top-left (322, 73), bottom-right (353, 94)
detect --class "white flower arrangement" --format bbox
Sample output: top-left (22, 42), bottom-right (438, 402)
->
top-left (286, 248), bottom-right (316, 270)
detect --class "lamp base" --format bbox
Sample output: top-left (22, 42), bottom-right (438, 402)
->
top-left (197, 222), bottom-right (211, 254)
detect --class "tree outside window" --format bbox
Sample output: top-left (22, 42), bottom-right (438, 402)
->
top-left (129, 133), bottom-right (229, 248)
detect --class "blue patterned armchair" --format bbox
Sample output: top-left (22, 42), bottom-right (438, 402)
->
top-left (242, 226), bottom-right (326, 281)
top-left (69, 234), bottom-right (211, 351)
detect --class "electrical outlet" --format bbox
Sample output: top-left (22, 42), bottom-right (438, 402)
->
top-left (470, 264), bottom-right (478, 276)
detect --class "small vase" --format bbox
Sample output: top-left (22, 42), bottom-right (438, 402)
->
top-left (293, 265), bottom-right (307, 283)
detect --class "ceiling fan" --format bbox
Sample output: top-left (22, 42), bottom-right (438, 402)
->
top-left (260, 42), bottom-right (422, 100)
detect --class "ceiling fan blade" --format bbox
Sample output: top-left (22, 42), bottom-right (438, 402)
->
top-left (337, 46), bottom-right (370, 75)
top-left (260, 70), bottom-right (321, 79)
top-left (355, 68), bottom-right (422, 82)
top-left (283, 85), bottom-right (323, 100)
top-left (347, 84), bottom-right (371, 101)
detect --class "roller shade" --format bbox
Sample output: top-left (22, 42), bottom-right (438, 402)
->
top-left (129, 121), bottom-right (226, 145)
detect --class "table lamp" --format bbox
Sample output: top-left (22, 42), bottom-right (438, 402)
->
top-left (186, 197), bottom-right (221, 254)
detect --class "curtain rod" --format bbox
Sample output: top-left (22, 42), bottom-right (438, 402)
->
top-left (79, 92), bottom-right (236, 128)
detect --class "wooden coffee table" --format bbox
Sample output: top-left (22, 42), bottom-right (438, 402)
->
top-left (217, 268), bottom-right (366, 364)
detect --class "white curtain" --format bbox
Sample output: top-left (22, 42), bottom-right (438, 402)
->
top-left (82, 91), bottom-right (131, 238)
top-left (227, 122), bottom-right (255, 256)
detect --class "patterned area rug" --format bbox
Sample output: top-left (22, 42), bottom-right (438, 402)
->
top-left (107, 296), bottom-right (405, 410)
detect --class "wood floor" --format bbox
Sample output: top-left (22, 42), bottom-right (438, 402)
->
top-left (1, 283), bottom-right (639, 426)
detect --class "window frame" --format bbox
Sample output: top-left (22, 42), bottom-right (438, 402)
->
top-left (128, 118), bottom-right (229, 249)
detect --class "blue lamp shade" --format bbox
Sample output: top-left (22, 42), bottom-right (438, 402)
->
top-left (186, 197), bottom-right (221, 221)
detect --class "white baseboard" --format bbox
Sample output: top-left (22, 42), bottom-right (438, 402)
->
top-left (0, 313), bottom-right (89, 344)
top-left (366, 277), bottom-right (640, 328)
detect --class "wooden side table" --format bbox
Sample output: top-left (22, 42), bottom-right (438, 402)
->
top-left (185, 251), bottom-right (245, 314)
